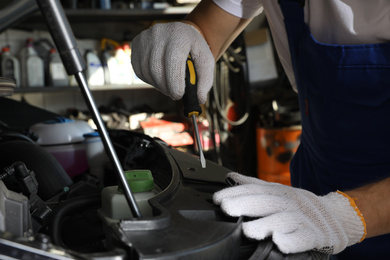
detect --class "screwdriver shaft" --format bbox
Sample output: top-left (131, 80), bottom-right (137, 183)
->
top-left (191, 114), bottom-right (206, 168)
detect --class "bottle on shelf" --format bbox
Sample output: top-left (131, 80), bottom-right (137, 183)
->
top-left (110, 45), bottom-right (132, 85)
top-left (19, 38), bottom-right (45, 87)
top-left (0, 46), bottom-right (21, 87)
top-left (48, 48), bottom-right (69, 87)
top-left (85, 50), bottom-right (105, 87)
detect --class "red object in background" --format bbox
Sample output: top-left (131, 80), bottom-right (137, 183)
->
top-left (256, 126), bottom-right (301, 186)
top-left (140, 117), bottom-right (194, 147)
top-left (226, 102), bottom-right (239, 132)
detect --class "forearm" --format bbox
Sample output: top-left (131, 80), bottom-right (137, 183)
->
top-left (183, 0), bottom-right (252, 60)
top-left (344, 177), bottom-right (390, 238)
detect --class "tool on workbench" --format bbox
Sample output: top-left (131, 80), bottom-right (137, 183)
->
top-left (182, 54), bottom-right (206, 169)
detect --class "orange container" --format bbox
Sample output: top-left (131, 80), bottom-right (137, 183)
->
top-left (256, 126), bottom-right (301, 186)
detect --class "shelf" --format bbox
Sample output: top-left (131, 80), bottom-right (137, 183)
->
top-left (13, 83), bottom-right (153, 94)
top-left (17, 6), bottom-right (194, 23)
top-left (13, 5), bottom-right (195, 41)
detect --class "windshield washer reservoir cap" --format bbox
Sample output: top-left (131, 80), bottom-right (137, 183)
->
top-left (122, 169), bottom-right (154, 193)
top-left (44, 116), bottom-right (74, 124)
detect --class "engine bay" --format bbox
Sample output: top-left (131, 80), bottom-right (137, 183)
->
top-left (0, 98), bottom-right (325, 260)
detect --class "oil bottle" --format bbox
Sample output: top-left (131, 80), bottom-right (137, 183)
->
top-left (85, 50), bottom-right (105, 87)
top-left (0, 46), bottom-right (20, 87)
top-left (48, 48), bottom-right (69, 86)
top-left (19, 38), bottom-right (44, 87)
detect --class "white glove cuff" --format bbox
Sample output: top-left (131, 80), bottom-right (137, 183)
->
top-left (323, 191), bottom-right (367, 250)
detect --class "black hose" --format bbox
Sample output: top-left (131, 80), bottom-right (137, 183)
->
top-left (0, 140), bottom-right (73, 200)
top-left (49, 194), bottom-right (101, 247)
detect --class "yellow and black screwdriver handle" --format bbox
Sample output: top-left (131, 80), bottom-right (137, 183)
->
top-left (183, 54), bottom-right (202, 117)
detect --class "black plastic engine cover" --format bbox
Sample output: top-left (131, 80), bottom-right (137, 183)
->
top-left (106, 130), bottom-right (327, 260)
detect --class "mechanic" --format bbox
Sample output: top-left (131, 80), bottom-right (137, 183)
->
top-left (131, 0), bottom-right (390, 259)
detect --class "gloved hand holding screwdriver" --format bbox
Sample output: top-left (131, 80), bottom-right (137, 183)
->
top-left (131, 0), bottom-right (390, 257)
top-left (131, 22), bottom-right (215, 104)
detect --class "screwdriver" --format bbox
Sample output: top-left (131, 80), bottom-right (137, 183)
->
top-left (182, 53), bottom-right (206, 168)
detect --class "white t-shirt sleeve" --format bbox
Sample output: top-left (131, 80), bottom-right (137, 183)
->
top-left (212, 0), bottom-right (264, 19)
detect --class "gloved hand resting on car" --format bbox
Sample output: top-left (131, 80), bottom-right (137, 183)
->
top-left (213, 172), bottom-right (367, 255)
top-left (131, 22), bottom-right (215, 104)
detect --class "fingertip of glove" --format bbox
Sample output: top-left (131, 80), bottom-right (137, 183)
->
top-left (212, 188), bottom-right (231, 205)
top-left (170, 89), bottom-right (184, 101)
top-left (212, 193), bottom-right (222, 205)
top-left (197, 94), bottom-right (207, 105)
top-left (213, 192), bottom-right (239, 214)
top-left (219, 199), bottom-right (242, 217)
top-left (242, 221), bottom-right (269, 241)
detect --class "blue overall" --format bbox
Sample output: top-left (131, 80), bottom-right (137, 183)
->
top-left (279, 0), bottom-right (390, 259)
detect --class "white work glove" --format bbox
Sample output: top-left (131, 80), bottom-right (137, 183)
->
top-left (131, 22), bottom-right (215, 104)
top-left (213, 172), bottom-right (367, 255)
